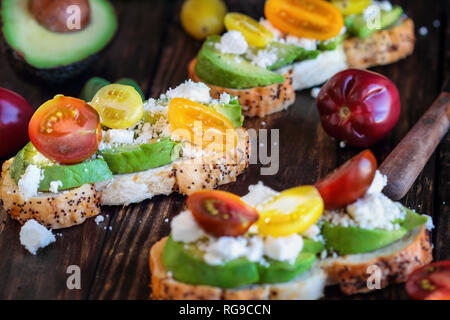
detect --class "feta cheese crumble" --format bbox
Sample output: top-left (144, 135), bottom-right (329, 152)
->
top-left (95, 215), bottom-right (105, 225)
top-left (214, 30), bottom-right (248, 55)
top-left (263, 234), bottom-right (303, 264)
top-left (166, 80), bottom-right (211, 104)
top-left (419, 26), bottom-right (428, 36)
top-left (310, 87), bottom-right (321, 99)
top-left (219, 92), bottom-right (231, 105)
top-left (49, 180), bottom-right (63, 193)
top-left (201, 236), bottom-right (263, 266)
top-left (241, 181), bottom-right (279, 208)
top-left (18, 164), bottom-right (44, 200)
top-left (171, 210), bottom-right (206, 243)
top-left (20, 220), bottom-right (56, 255)
top-left (246, 47), bottom-right (279, 69)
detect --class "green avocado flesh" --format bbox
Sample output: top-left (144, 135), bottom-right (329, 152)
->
top-left (322, 208), bottom-right (428, 255)
top-left (318, 33), bottom-right (346, 51)
top-left (10, 143), bottom-right (113, 192)
top-left (346, 6), bottom-right (403, 39)
top-left (2, 0), bottom-right (117, 69)
top-left (162, 236), bottom-right (323, 288)
top-left (195, 36), bottom-right (285, 89)
top-left (99, 138), bottom-right (181, 175)
top-left (210, 99), bottom-right (244, 127)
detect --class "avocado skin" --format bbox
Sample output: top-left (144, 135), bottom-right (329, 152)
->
top-left (195, 36), bottom-right (285, 89)
top-left (162, 236), bottom-right (323, 288)
top-left (11, 143), bottom-right (113, 192)
top-left (162, 236), bottom-right (259, 289)
top-left (322, 208), bottom-right (428, 255)
top-left (210, 99), bottom-right (244, 127)
top-left (79, 77), bottom-right (111, 101)
top-left (99, 138), bottom-right (181, 175)
top-left (346, 6), bottom-right (403, 39)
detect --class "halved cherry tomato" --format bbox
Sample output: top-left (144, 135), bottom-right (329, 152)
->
top-left (264, 0), bottom-right (344, 40)
top-left (406, 261), bottom-right (450, 300)
top-left (90, 84), bottom-right (143, 129)
top-left (187, 190), bottom-right (259, 237)
top-left (28, 95), bottom-right (101, 164)
top-left (315, 149), bottom-right (377, 210)
top-left (331, 0), bottom-right (372, 16)
top-left (256, 186), bottom-right (323, 237)
top-left (224, 12), bottom-right (273, 47)
top-left (168, 98), bottom-right (236, 148)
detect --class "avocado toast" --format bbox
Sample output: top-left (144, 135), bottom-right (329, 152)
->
top-left (150, 151), bottom-right (432, 299)
top-left (0, 80), bottom-right (250, 228)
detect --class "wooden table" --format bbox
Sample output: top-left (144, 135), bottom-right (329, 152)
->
top-left (0, 0), bottom-right (448, 300)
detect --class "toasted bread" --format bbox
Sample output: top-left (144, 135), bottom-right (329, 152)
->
top-left (96, 127), bottom-right (250, 206)
top-left (343, 18), bottom-right (415, 69)
top-left (0, 159), bottom-right (101, 229)
top-left (188, 59), bottom-right (296, 117)
top-left (321, 226), bottom-right (432, 295)
top-left (149, 237), bottom-right (327, 300)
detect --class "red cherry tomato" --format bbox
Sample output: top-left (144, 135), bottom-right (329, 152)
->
top-left (28, 95), bottom-right (101, 164)
top-left (0, 88), bottom-right (34, 159)
top-left (406, 261), bottom-right (450, 300)
top-left (187, 190), bottom-right (259, 237)
top-left (315, 149), bottom-right (377, 210)
top-left (316, 69), bottom-right (400, 147)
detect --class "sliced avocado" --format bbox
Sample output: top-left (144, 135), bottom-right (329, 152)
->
top-left (209, 98), bottom-right (244, 127)
top-left (195, 36), bottom-right (285, 89)
top-left (115, 78), bottom-right (145, 101)
top-left (322, 208), bottom-right (428, 255)
top-left (11, 143), bottom-right (113, 192)
top-left (80, 77), bottom-right (111, 101)
top-left (302, 238), bottom-right (325, 255)
top-left (2, 0), bottom-right (117, 81)
top-left (347, 6), bottom-right (403, 39)
top-left (257, 252), bottom-right (316, 284)
top-left (162, 236), bottom-right (259, 288)
top-left (247, 42), bottom-right (304, 70)
top-left (318, 33), bottom-right (346, 51)
top-left (99, 138), bottom-right (181, 175)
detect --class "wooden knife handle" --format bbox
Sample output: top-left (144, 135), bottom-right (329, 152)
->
top-left (380, 93), bottom-right (450, 200)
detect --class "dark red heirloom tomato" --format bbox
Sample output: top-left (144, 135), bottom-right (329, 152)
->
top-left (0, 88), bottom-right (34, 158)
top-left (406, 261), bottom-right (450, 300)
top-left (315, 149), bottom-right (377, 210)
top-left (28, 95), bottom-right (101, 164)
top-left (316, 69), bottom-right (400, 147)
top-left (187, 190), bottom-right (259, 237)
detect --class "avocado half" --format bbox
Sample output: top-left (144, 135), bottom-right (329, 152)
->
top-left (1, 0), bottom-right (118, 82)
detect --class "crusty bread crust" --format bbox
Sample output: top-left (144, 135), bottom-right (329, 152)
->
top-left (188, 58), bottom-right (296, 118)
top-left (149, 237), bottom-right (327, 300)
top-left (0, 159), bottom-right (101, 229)
top-left (321, 226), bottom-right (432, 295)
top-left (97, 127), bottom-right (250, 205)
top-left (344, 18), bottom-right (415, 69)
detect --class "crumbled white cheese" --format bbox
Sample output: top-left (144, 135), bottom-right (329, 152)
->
top-left (310, 87), bottom-right (321, 99)
top-left (419, 26), bottom-right (428, 36)
top-left (259, 18), bottom-right (282, 40)
top-left (214, 30), bottom-right (248, 55)
top-left (302, 224), bottom-right (320, 239)
top-left (285, 35), bottom-right (317, 50)
top-left (166, 80), bottom-right (211, 104)
top-left (171, 210), bottom-right (206, 243)
top-left (19, 220), bottom-right (56, 255)
top-left (105, 129), bottom-right (135, 145)
top-left (241, 181), bottom-right (280, 208)
top-left (219, 92), bottom-right (231, 105)
top-left (366, 170), bottom-right (387, 195)
top-left (49, 180), bottom-right (63, 193)
top-left (339, 141), bottom-right (346, 148)
top-left (202, 236), bottom-right (263, 266)
top-left (95, 215), bottom-right (105, 225)
top-left (18, 165), bottom-right (43, 200)
top-left (263, 234), bottom-right (303, 264)
top-left (143, 98), bottom-right (168, 114)
top-left (246, 47), bottom-right (279, 69)
top-left (424, 215), bottom-right (434, 231)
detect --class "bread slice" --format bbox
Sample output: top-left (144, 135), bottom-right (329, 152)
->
top-left (321, 225), bottom-right (432, 295)
top-left (149, 237), bottom-right (327, 300)
top-left (188, 59), bottom-right (296, 118)
top-left (343, 18), bottom-right (415, 69)
top-left (96, 127), bottom-right (250, 206)
top-left (0, 159), bottom-right (101, 229)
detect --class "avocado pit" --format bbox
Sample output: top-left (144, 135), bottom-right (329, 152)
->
top-left (28, 0), bottom-right (91, 33)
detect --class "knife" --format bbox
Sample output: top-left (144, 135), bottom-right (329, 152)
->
top-left (380, 78), bottom-right (450, 200)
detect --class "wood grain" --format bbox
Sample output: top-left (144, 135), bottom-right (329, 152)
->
top-left (0, 0), bottom-right (448, 300)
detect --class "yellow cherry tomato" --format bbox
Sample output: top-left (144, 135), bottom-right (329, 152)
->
top-left (224, 12), bottom-right (274, 47)
top-left (168, 98), bottom-right (236, 148)
top-left (181, 0), bottom-right (227, 40)
top-left (264, 0), bottom-right (344, 41)
top-left (331, 0), bottom-right (372, 16)
top-left (256, 186), bottom-right (324, 237)
top-left (90, 84), bottom-right (143, 129)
